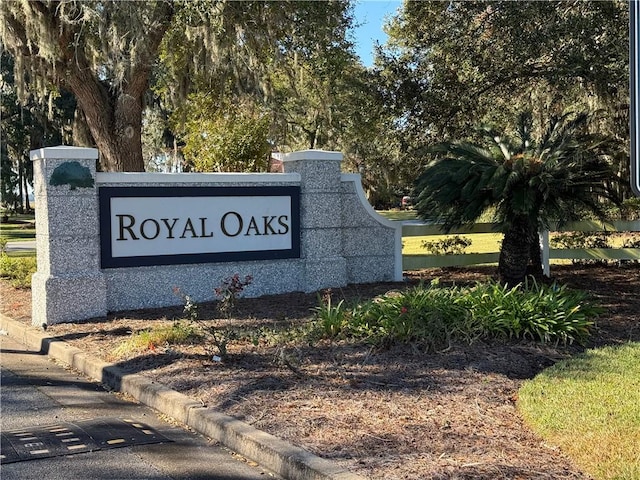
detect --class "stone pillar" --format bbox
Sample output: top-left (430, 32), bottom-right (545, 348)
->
top-left (282, 150), bottom-right (347, 292)
top-left (30, 146), bottom-right (107, 325)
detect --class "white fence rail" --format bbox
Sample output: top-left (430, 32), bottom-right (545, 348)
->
top-left (402, 220), bottom-right (640, 275)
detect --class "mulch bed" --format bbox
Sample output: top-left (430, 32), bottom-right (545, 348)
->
top-left (2, 264), bottom-right (638, 479)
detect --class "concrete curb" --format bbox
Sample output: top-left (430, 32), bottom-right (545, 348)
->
top-left (0, 313), bottom-right (367, 480)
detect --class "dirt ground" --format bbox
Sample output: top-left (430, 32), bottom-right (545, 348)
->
top-left (2, 264), bottom-right (639, 479)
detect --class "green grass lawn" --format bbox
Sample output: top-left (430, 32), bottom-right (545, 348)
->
top-left (403, 233), bottom-right (503, 255)
top-left (377, 210), bottom-right (638, 259)
top-left (1, 214), bottom-right (36, 259)
top-left (518, 342), bottom-right (640, 479)
top-left (377, 209), bottom-right (504, 255)
top-left (376, 209), bottom-right (419, 222)
top-left (1, 214), bottom-right (36, 241)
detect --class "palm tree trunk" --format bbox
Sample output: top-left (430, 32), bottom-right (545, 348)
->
top-left (498, 215), bottom-right (535, 287)
top-left (526, 229), bottom-right (543, 279)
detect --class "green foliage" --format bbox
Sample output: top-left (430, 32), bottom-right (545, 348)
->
top-left (177, 95), bottom-right (271, 172)
top-left (3, 1), bottom-right (358, 173)
top-left (612, 198), bottom-right (640, 221)
top-left (158, 1), bottom-right (373, 170)
top-left (0, 236), bottom-right (7, 254)
top-left (380, 1), bottom-right (630, 198)
top-left (518, 343), bottom-right (640, 479)
top-left (551, 231), bottom-right (613, 250)
top-left (112, 322), bottom-right (201, 359)
top-left (311, 280), bottom-right (599, 349)
top-left (351, 284), bottom-right (461, 350)
top-left (179, 291), bottom-right (199, 322)
top-left (421, 236), bottom-right (472, 255)
top-left (173, 287), bottom-right (224, 360)
top-left (459, 279), bottom-right (599, 345)
top-left (0, 51), bottom-right (58, 213)
top-left (414, 111), bottom-right (619, 285)
top-left (417, 111), bottom-right (617, 231)
top-left (0, 254), bottom-right (36, 288)
top-left (311, 291), bottom-right (352, 339)
top-left (1, 2), bottom-right (175, 171)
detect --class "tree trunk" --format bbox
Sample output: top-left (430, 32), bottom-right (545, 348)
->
top-left (526, 229), bottom-right (543, 279)
top-left (498, 215), bottom-right (535, 287)
top-left (59, 2), bottom-right (173, 172)
top-left (72, 107), bottom-right (95, 148)
top-left (16, 158), bottom-right (24, 214)
top-left (69, 71), bottom-right (146, 172)
top-left (22, 170), bottom-right (30, 212)
top-left (82, 92), bottom-right (145, 172)
top-left (3, 1), bottom-right (176, 172)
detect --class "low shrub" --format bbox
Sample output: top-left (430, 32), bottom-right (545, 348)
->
top-left (173, 274), bottom-right (253, 361)
top-left (0, 254), bottom-right (37, 288)
top-left (612, 197), bottom-right (640, 220)
top-left (459, 278), bottom-right (600, 345)
top-left (214, 273), bottom-right (253, 319)
top-left (311, 279), bottom-right (599, 349)
top-left (350, 284), bottom-right (464, 350)
top-left (551, 231), bottom-right (612, 265)
top-left (311, 290), bottom-right (352, 339)
top-left (421, 235), bottom-right (472, 255)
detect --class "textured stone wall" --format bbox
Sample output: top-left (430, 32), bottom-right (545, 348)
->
top-left (31, 147), bottom-right (107, 326)
top-left (340, 174), bottom-right (403, 284)
top-left (31, 147), bottom-right (402, 325)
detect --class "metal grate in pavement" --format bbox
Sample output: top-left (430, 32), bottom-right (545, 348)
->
top-left (0, 417), bottom-right (171, 464)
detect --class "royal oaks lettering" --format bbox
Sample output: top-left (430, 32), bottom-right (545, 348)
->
top-left (99, 186), bottom-right (301, 268)
top-left (115, 213), bottom-right (290, 241)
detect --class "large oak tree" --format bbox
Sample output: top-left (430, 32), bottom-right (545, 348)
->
top-left (1, 1), bottom-right (174, 171)
top-left (1, 0), bottom-right (355, 172)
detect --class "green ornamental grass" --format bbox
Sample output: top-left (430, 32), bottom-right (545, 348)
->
top-left (459, 279), bottom-right (600, 344)
top-left (312, 279), bottom-right (599, 349)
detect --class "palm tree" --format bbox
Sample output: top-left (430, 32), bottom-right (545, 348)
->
top-left (414, 111), bottom-right (619, 286)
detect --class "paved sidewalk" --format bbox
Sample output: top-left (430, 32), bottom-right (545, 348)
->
top-left (1, 328), bottom-right (278, 480)
top-left (0, 314), bottom-right (366, 480)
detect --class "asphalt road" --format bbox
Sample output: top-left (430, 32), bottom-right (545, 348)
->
top-left (0, 331), bottom-right (280, 480)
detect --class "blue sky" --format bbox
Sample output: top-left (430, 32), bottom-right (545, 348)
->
top-left (352, 0), bottom-right (402, 67)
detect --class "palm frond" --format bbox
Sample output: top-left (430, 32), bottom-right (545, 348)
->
top-left (415, 110), bottom-right (620, 237)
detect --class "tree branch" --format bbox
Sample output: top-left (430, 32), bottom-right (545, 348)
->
top-left (125, 1), bottom-right (175, 98)
top-left (2, 12), bottom-right (31, 56)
